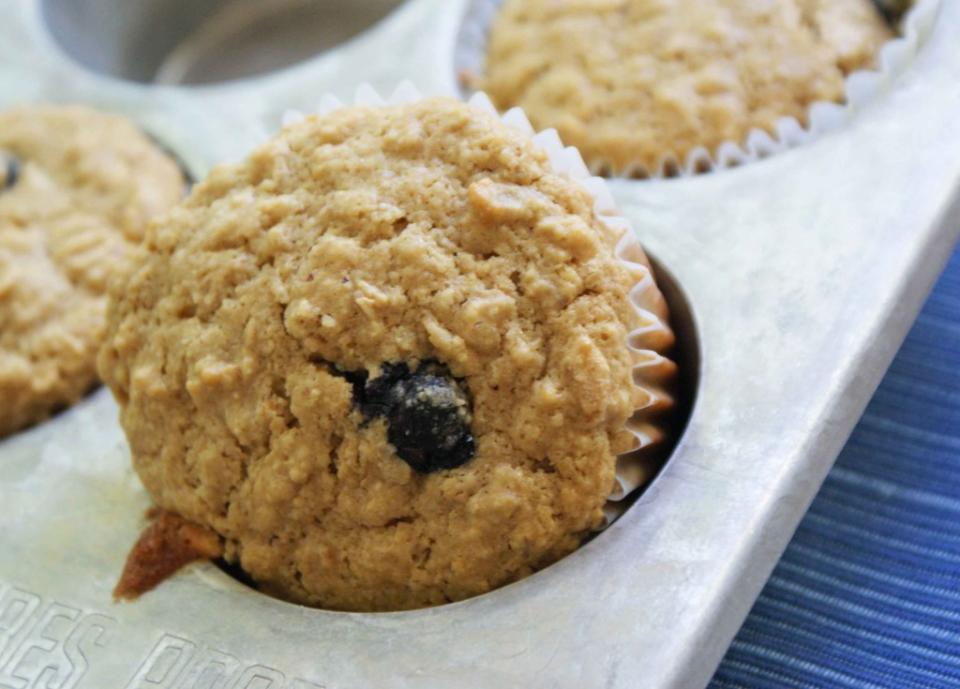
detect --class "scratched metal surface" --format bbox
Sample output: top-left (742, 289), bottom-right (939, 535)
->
top-left (1, 1), bottom-right (959, 688)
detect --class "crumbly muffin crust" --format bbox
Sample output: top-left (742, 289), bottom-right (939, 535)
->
top-left (99, 98), bottom-right (673, 611)
top-left (0, 106), bottom-right (184, 437)
top-left (480, 0), bottom-right (893, 175)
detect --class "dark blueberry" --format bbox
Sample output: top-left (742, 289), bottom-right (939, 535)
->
top-left (1, 152), bottom-right (20, 191)
top-left (383, 368), bottom-right (475, 473)
top-left (323, 359), bottom-right (476, 472)
top-left (358, 362), bottom-right (410, 419)
top-left (337, 366), bottom-right (370, 407)
top-left (872, 0), bottom-right (909, 24)
top-left (345, 361), bottom-right (475, 473)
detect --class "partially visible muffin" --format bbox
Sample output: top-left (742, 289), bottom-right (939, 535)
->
top-left (479, 0), bottom-right (893, 175)
top-left (99, 97), bottom-right (675, 611)
top-left (0, 106), bottom-right (185, 437)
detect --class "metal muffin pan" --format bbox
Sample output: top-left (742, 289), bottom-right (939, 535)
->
top-left (2, 1), bottom-right (959, 687)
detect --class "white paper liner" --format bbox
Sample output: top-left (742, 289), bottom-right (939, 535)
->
top-left (281, 83), bottom-right (677, 524)
top-left (453, 0), bottom-right (944, 178)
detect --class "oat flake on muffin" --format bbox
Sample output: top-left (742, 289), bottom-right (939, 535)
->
top-left (479, 0), bottom-right (892, 175)
top-left (99, 97), bottom-right (675, 611)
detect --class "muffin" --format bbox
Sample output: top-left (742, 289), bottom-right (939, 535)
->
top-left (99, 96), bottom-right (675, 611)
top-left (0, 105), bottom-right (185, 437)
top-left (478, 0), bottom-right (893, 175)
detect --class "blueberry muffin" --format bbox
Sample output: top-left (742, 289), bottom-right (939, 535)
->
top-left (478, 0), bottom-right (893, 175)
top-left (99, 97), bottom-right (675, 611)
top-left (0, 106), bottom-right (185, 437)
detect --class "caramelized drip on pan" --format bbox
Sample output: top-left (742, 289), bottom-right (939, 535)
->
top-left (114, 508), bottom-right (222, 600)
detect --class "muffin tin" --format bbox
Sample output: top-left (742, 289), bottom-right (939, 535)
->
top-left (2, 1), bottom-right (959, 687)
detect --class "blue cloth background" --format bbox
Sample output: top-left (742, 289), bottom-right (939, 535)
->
top-left (710, 245), bottom-right (960, 689)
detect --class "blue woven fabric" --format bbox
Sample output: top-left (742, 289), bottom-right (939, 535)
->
top-left (710, 245), bottom-right (960, 689)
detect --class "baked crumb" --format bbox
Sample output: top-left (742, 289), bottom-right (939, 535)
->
top-left (114, 508), bottom-right (222, 600)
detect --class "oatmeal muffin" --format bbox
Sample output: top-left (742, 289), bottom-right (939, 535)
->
top-left (0, 106), bottom-right (185, 437)
top-left (479, 0), bottom-right (893, 175)
top-left (99, 97), bottom-right (675, 611)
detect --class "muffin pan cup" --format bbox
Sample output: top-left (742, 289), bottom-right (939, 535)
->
top-left (2, 1), bottom-right (960, 688)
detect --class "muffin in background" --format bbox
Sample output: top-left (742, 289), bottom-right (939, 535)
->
top-left (0, 106), bottom-right (185, 437)
top-left (479, 0), bottom-right (892, 176)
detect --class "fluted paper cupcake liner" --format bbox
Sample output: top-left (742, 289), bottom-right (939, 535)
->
top-left (282, 82), bottom-right (678, 524)
top-left (454, 0), bottom-right (943, 178)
